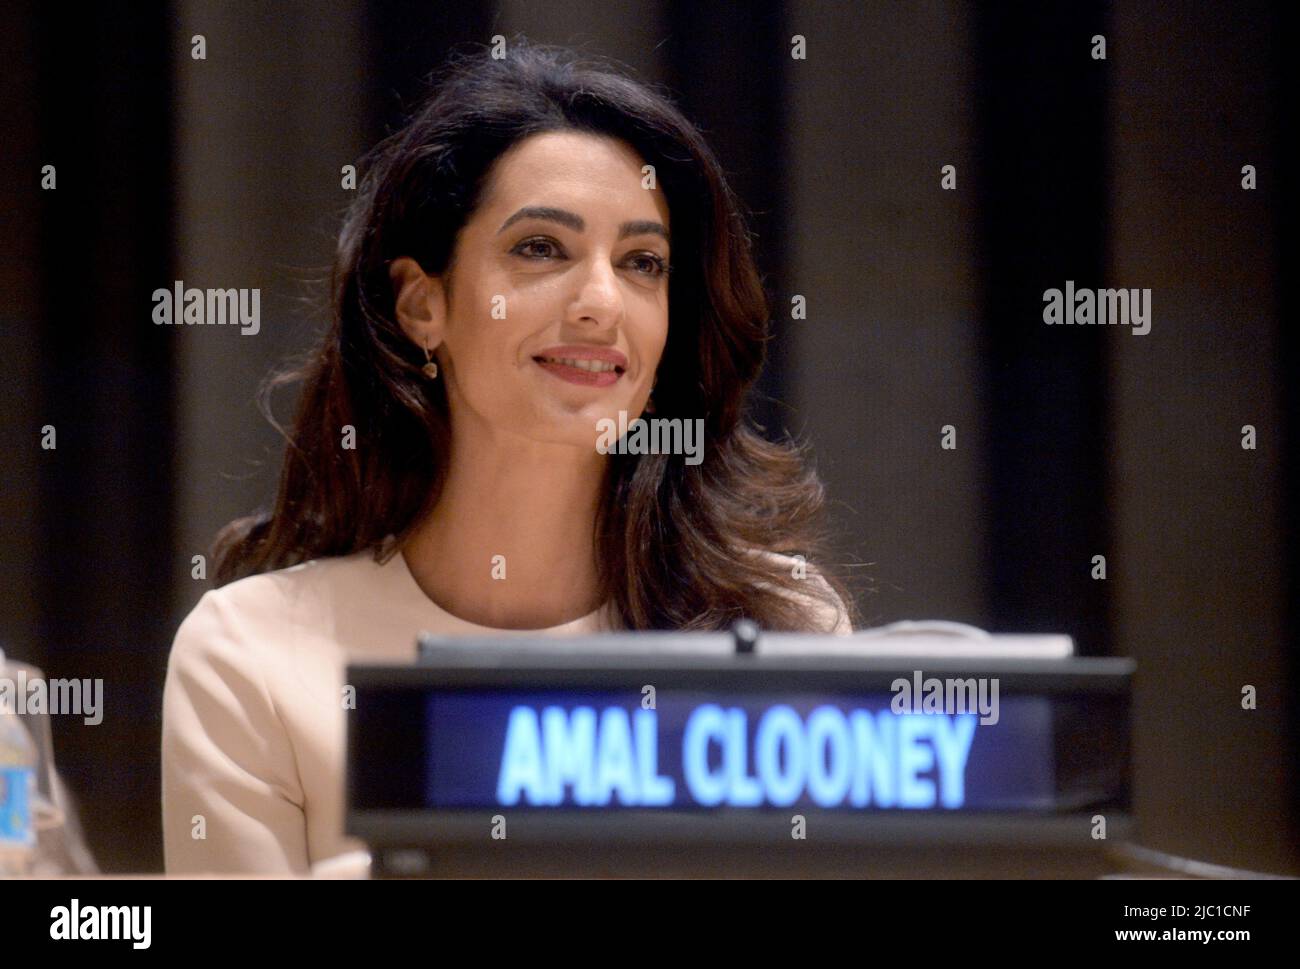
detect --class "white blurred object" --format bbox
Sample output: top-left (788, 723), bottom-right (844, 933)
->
top-left (860, 620), bottom-right (993, 639)
top-left (0, 647), bottom-right (38, 876)
top-left (32, 770), bottom-right (98, 876)
top-left (762, 621), bottom-right (1074, 658)
top-left (420, 622), bottom-right (1073, 661)
top-left (310, 849), bottom-right (372, 879)
top-left (0, 646), bottom-right (99, 876)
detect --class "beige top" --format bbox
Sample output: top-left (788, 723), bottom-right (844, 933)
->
top-left (161, 543), bottom-right (849, 874)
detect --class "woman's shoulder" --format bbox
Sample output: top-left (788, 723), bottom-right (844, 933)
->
top-left (179, 553), bottom-right (341, 625)
top-left (169, 549), bottom-right (376, 666)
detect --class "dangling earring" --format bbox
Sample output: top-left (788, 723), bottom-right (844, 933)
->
top-left (422, 337), bottom-right (439, 380)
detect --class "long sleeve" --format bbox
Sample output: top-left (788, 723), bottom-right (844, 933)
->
top-left (161, 589), bottom-right (310, 874)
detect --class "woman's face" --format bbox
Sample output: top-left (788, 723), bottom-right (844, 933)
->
top-left (417, 130), bottom-right (671, 451)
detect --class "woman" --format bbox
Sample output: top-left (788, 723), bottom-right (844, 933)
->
top-left (162, 41), bottom-right (856, 875)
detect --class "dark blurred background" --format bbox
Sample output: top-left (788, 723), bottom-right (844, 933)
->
top-left (2, 0), bottom-right (1295, 874)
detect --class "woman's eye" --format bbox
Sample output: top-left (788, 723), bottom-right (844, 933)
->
top-left (628, 253), bottom-right (670, 277)
top-left (512, 239), bottom-right (668, 277)
top-left (514, 238), bottom-right (561, 260)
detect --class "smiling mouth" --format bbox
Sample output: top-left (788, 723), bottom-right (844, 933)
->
top-left (532, 356), bottom-right (626, 386)
top-left (533, 355), bottom-right (624, 373)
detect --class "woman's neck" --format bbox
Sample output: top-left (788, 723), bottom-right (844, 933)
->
top-left (401, 419), bottom-right (608, 630)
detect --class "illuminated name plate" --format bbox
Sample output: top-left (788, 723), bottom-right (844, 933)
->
top-left (346, 644), bottom-right (1132, 855)
top-left (446, 694), bottom-right (1039, 810)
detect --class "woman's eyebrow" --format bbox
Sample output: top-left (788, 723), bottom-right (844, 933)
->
top-left (498, 206), bottom-right (669, 244)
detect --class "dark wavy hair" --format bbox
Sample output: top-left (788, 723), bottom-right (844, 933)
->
top-left (213, 39), bottom-right (857, 632)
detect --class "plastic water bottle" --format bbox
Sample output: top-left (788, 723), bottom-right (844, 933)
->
top-left (0, 648), bottom-right (37, 877)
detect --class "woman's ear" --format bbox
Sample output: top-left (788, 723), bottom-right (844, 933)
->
top-left (389, 256), bottom-right (447, 351)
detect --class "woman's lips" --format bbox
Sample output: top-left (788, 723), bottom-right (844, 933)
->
top-left (532, 346), bottom-right (627, 387)
top-left (533, 357), bottom-right (623, 387)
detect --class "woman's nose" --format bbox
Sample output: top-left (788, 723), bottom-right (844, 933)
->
top-left (566, 258), bottom-right (623, 327)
